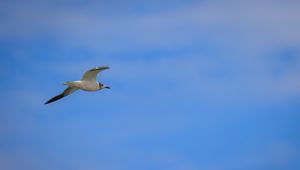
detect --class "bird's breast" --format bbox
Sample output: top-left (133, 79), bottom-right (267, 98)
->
top-left (67, 81), bottom-right (99, 91)
top-left (80, 81), bottom-right (100, 91)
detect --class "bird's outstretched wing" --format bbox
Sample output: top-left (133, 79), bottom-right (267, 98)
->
top-left (81, 66), bottom-right (110, 81)
top-left (45, 87), bottom-right (78, 104)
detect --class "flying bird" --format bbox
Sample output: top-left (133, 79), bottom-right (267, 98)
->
top-left (45, 66), bottom-right (110, 104)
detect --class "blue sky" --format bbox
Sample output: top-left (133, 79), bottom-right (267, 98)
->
top-left (0, 0), bottom-right (300, 169)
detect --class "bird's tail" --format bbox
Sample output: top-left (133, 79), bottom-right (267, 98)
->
top-left (64, 81), bottom-right (75, 86)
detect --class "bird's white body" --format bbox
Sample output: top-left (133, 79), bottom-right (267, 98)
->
top-left (45, 66), bottom-right (110, 104)
top-left (64, 81), bottom-right (100, 91)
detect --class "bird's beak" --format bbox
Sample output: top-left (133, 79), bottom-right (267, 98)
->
top-left (105, 86), bottom-right (111, 89)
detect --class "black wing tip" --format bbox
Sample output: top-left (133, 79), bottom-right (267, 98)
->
top-left (96, 66), bottom-right (110, 70)
top-left (44, 99), bottom-right (55, 105)
top-left (44, 99), bottom-right (54, 104)
top-left (44, 94), bottom-right (65, 105)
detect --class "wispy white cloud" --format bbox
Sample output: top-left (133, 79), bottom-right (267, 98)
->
top-left (1, 0), bottom-right (299, 52)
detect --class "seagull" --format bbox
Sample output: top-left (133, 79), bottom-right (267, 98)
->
top-left (45, 66), bottom-right (110, 104)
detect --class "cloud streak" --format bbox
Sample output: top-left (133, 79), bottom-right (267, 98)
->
top-left (1, 0), bottom-right (300, 52)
